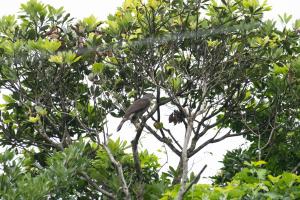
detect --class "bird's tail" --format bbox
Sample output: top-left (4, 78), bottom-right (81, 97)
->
top-left (117, 119), bottom-right (126, 132)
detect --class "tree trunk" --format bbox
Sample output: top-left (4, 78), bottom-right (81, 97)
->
top-left (176, 115), bottom-right (193, 200)
top-left (172, 158), bottom-right (183, 185)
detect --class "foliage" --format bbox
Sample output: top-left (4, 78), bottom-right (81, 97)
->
top-left (0, 141), bottom-right (91, 199)
top-left (213, 10), bottom-right (300, 184)
top-left (88, 139), bottom-right (168, 199)
top-left (0, 139), bottom-right (167, 199)
top-left (162, 161), bottom-right (300, 200)
top-left (0, 0), bottom-right (299, 199)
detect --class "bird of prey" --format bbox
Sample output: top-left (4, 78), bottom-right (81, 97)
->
top-left (117, 93), bottom-right (155, 131)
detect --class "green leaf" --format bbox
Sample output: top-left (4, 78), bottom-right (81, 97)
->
top-left (106, 19), bottom-right (119, 35)
top-left (281, 172), bottom-right (297, 187)
top-left (169, 77), bottom-right (182, 91)
top-left (82, 15), bottom-right (99, 31)
top-left (1, 65), bottom-right (18, 81)
top-left (0, 40), bottom-right (14, 55)
top-left (282, 13), bottom-right (292, 24)
top-left (64, 51), bottom-right (81, 65)
top-left (62, 13), bottom-right (71, 23)
top-left (273, 64), bottom-right (288, 75)
top-left (268, 175), bottom-right (281, 184)
top-left (293, 19), bottom-right (300, 29)
top-left (49, 54), bottom-right (63, 64)
top-left (2, 94), bottom-right (15, 103)
top-left (264, 192), bottom-right (283, 199)
top-left (252, 160), bottom-right (267, 166)
top-left (256, 169), bottom-right (267, 180)
top-left (35, 106), bottom-right (47, 116)
top-left (28, 38), bottom-right (61, 52)
top-left (28, 115), bottom-right (40, 123)
top-left (92, 62), bottom-right (105, 74)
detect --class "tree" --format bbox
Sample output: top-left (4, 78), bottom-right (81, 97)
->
top-left (0, 0), bottom-right (299, 199)
top-left (212, 13), bottom-right (300, 185)
top-left (97, 0), bottom-right (298, 198)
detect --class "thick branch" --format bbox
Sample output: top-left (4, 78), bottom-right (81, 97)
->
top-left (189, 131), bottom-right (242, 158)
top-left (36, 121), bottom-right (63, 151)
top-left (144, 124), bottom-right (181, 156)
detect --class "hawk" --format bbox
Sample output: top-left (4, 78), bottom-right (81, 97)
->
top-left (117, 94), bottom-right (155, 131)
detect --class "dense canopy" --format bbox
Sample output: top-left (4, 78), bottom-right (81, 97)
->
top-left (0, 0), bottom-right (299, 199)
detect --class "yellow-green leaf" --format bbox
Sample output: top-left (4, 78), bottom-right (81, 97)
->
top-left (92, 62), bottom-right (105, 74)
top-left (252, 160), bottom-right (267, 166)
top-left (64, 51), bottom-right (81, 65)
top-left (244, 90), bottom-right (251, 100)
top-left (28, 38), bottom-right (61, 52)
top-left (128, 90), bottom-right (137, 98)
top-left (82, 15), bottom-right (99, 31)
top-left (170, 77), bottom-right (182, 91)
top-left (148, 0), bottom-right (160, 8)
top-left (273, 63), bottom-right (289, 75)
top-left (207, 39), bottom-right (221, 47)
top-left (3, 119), bottom-right (12, 124)
top-left (2, 94), bottom-right (15, 103)
top-left (35, 106), bottom-right (47, 116)
top-left (49, 54), bottom-right (63, 64)
top-left (268, 175), bottom-right (281, 184)
top-left (28, 115), bottom-right (40, 123)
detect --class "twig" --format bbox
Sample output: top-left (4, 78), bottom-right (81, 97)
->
top-left (80, 171), bottom-right (117, 199)
top-left (183, 164), bottom-right (207, 196)
top-left (144, 124), bottom-right (181, 156)
top-left (103, 145), bottom-right (131, 199)
top-left (292, 162), bottom-right (300, 174)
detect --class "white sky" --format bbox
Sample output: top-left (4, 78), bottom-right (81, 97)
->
top-left (0, 0), bottom-right (299, 183)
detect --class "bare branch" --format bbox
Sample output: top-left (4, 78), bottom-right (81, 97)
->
top-left (162, 127), bottom-right (183, 150)
top-left (189, 130), bottom-right (242, 158)
top-left (144, 124), bottom-right (181, 156)
top-left (183, 164), bottom-right (207, 196)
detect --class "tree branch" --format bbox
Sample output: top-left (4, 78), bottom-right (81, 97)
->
top-left (292, 162), bottom-right (300, 174)
top-left (103, 145), bottom-right (131, 199)
top-left (189, 130), bottom-right (242, 158)
top-left (183, 164), bottom-right (207, 196)
top-left (144, 124), bottom-right (181, 156)
top-left (79, 171), bottom-right (117, 199)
